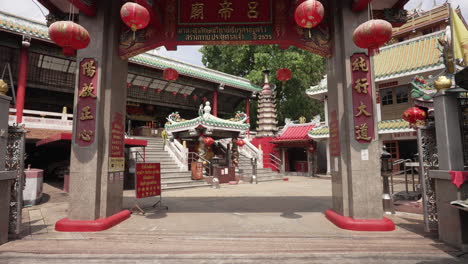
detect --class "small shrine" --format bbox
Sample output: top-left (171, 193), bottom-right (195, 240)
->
top-left (165, 102), bottom-right (249, 182)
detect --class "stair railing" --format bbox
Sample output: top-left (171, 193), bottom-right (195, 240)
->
top-left (164, 139), bottom-right (188, 171)
top-left (265, 153), bottom-right (281, 172)
top-left (188, 152), bottom-right (212, 176)
top-left (389, 159), bottom-right (414, 194)
top-left (242, 139), bottom-right (263, 168)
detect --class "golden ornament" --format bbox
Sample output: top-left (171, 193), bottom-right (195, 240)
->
top-left (0, 79), bottom-right (8, 96)
top-left (434, 75), bottom-right (452, 92)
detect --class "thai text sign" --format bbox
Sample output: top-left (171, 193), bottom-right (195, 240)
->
top-left (75, 58), bottom-right (98, 147)
top-left (136, 163), bottom-right (161, 199)
top-left (109, 112), bottom-right (125, 172)
top-left (350, 53), bottom-right (375, 143)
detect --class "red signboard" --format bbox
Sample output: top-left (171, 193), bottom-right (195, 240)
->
top-left (136, 163), bottom-right (161, 199)
top-left (329, 109), bottom-right (340, 157)
top-left (119, 0), bottom-right (332, 59)
top-left (350, 53), bottom-right (375, 143)
top-left (75, 58), bottom-right (98, 147)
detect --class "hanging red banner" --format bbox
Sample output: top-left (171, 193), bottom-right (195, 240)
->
top-left (75, 58), bottom-right (98, 147)
top-left (135, 163), bottom-right (161, 199)
top-left (350, 53), bottom-right (375, 143)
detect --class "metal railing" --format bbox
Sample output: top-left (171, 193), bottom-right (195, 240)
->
top-left (389, 159), bottom-right (418, 194)
top-left (188, 152), bottom-right (212, 176)
top-left (265, 153), bottom-right (281, 172)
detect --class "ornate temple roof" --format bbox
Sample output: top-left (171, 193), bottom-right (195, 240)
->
top-left (165, 102), bottom-right (249, 137)
top-left (306, 31), bottom-right (445, 97)
top-left (308, 119), bottom-right (413, 139)
top-left (0, 11), bottom-right (260, 93)
top-left (271, 122), bottom-right (317, 143)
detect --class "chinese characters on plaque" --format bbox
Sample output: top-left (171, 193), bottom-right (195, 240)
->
top-left (350, 53), bottom-right (375, 143)
top-left (329, 109), bottom-right (340, 156)
top-left (136, 163), bottom-right (161, 199)
top-left (183, 0), bottom-right (267, 24)
top-left (75, 58), bottom-right (98, 147)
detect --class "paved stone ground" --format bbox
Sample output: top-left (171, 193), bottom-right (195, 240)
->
top-left (0, 176), bottom-right (466, 263)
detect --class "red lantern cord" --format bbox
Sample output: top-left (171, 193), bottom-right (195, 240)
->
top-left (294, 0), bottom-right (325, 29)
top-left (203, 137), bottom-right (214, 146)
top-left (353, 19), bottom-right (393, 56)
top-left (120, 2), bottom-right (150, 39)
top-left (48, 21), bottom-right (90, 57)
top-left (277, 68), bottom-right (292, 83)
top-left (163, 68), bottom-right (179, 81)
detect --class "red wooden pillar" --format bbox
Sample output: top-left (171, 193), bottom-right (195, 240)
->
top-left (245, 98), bottom-right (250, 123)
top-left (16, 45), bottom-right (29, 123)
top-left (213, 90), bottom-right (218, 116)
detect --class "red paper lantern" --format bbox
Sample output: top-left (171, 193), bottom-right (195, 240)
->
top-left (237, 139), bottom-right (245, 147)
top-left (402, 107), bottom-right (426, 125)
top-left (202, 97), bottom-right (207, 102)
top-left (48, 21), bottom-right (90, 56)
top-left (141, 86), bottom-right (148, 91)
top-left (277, 68), bottom-right (292, 82)
top-left (172, 91), bottom-right (177, 96)
top-left (203, 137), bottom-right (214, 146)
top-left (193, 95), bottom-right (198, 100)
top-left (120, 2), bottom-right (150, 32)
top-left (352, 0), bottom-right (372, 12)
top-left (183, 94), bottom-right (188, 98)
top-left (127, 83), bottom-right (132, 88)
top-left (163, 68), bottom-right (179, 81)
top-left (156, 89), bottom-right (162, 94)
top-left (353, 19), bottom-right (393, 56)
top-left (294, 0), bottom-right (325, 29)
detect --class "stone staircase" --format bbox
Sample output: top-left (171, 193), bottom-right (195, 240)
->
top-left (238, 154), bottom-right (284, 182)
top-left (132, 137), bottom-right (210, 190)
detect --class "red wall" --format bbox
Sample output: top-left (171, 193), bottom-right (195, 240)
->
top-left (251, 137), bottom-right (279, 171)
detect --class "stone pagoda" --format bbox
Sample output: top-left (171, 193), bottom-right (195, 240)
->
top-left (256, 70), bottom-right (278, 137)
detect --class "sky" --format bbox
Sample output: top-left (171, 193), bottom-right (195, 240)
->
top-left (0, 0), bottom-right (467, 68)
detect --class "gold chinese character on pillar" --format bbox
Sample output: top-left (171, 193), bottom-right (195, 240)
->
top-left (247, 1), bottom-right (259, 19)
top-left (355, 123), bottom-right (371, 141)
top-left (190, 2), bottom-right (204, 20)
top-left (81, 60), bottom-right (96, 77)
top-left (354, 78), bottom-right (368, 94)
top-left (80, 106), bottom-right (94, 121)
top-left (79, 130), bottom-right (94, 142)
top-left (79, 83), bottom-right (97, 98)
top-left (352, 57), bottom-right (368, 72)
top-left (219, 0), bottom-right (234, 20)
top-left (355, 101), bottom-right (371, 117)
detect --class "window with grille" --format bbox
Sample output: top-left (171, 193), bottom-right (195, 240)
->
top-left (381, 89), bottom-right (393, 105)
top-left (395, 86), bottom-right (409, 104)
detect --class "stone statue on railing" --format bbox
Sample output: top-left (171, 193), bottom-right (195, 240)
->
top-left (166, 112), bottom-right (185, 124)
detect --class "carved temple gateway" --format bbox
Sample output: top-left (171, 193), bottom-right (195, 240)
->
top-left (31, 0), bottom-right (452, 237)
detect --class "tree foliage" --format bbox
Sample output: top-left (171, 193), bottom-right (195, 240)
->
top-left (200, 45), bottom-right (326, 129)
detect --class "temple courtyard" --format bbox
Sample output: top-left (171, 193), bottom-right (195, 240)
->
top-left (0, 176), bottom-right (465, 263)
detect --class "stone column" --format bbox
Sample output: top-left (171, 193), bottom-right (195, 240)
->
top-left (245, 98), bottom-right (250, 123)
top-left (431, 92), bottom-right (466, 249)
top-left (326, 1), bottom-right (383, 220)
top-left (68, 0), bottom-right (128, 220)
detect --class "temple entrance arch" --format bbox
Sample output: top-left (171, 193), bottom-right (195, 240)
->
top-left (42, 0), bottom-right (408, 231)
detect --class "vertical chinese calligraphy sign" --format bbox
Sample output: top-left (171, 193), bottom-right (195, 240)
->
top-left (350, 53), bottom-right (375, 143)
top-left (135, 163), bottom-right (161, 199)
top-left (109, 112), bottom-right (125, 172)
top-left (75, 58), bottom-right (98, 147)
top-left (329, 109), bottom-right (340, 156)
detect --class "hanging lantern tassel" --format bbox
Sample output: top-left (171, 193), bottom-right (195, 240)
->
top-left (120, 2), bottom-right (150, 40)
